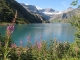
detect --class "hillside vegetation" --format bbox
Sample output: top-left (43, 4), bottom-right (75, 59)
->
top-left (0, 0), bottom-right (47, 24)
top-left (50, 8), bottom-right (80, 23)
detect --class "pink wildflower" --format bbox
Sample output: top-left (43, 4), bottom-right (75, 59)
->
top-left (37, 41), bottom-right (42, 50)
top-left (11, 43), bottom-right (16, 48)
top-left (7, 25), bottom-right (14, 33)
top-left (17, 51), bottom-right (21, 56)
top-left (27, 34), bottom-right (30, 42)
top-left (6, 25), bottom-right (14, 37)
top-left (20, 39), bottom-right (23, 46)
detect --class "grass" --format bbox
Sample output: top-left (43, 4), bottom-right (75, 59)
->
top-left (0, 36), bottom-right (80, 60)
top-left (0, 22), bottom-right (80, 60)
top-left (0, 22), bottom-right (11, 26)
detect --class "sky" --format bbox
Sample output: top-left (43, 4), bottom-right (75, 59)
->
top-left (16, 0), bottom-right (80, 12)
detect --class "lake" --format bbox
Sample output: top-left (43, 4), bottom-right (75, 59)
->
top-left (0, 23), bottom-right (76, 46)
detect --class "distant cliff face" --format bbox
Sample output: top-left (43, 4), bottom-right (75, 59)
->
top-left (20, 3), bottom-right (60, 20)
top-left (0, 0), bottom-right (78, 24)
top-left (50, 8), bottom-right (80, 23)
top-left (0, 0), bottom-right (47, 24)
top-left (21, 3), bottom-right (78, 23)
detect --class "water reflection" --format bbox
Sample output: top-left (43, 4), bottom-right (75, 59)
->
top-left (0, 23), bottom-right (75, 46)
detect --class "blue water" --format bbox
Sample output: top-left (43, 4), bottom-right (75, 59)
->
top-left (0, 23), bottom-right (76, 46)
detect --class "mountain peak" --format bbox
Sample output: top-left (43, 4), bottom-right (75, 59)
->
top-left (20, 3), bottom-right (76, 20)
top-left (67, 7), bottom-right (74, 10)
top-left (62, 7), bottom-right (74, 13)
top-left (44, 8), bottom-right (55, 12)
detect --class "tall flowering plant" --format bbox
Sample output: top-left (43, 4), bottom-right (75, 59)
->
top-left (6, 25), bottom-right (14, 38)
top-left (27, 34), bottom-right (32, 48)
top-left (37, 41), bottom-right (42, 51)
top-left (3, 10), bottom-right (17, 60)
top-left (20, 39), bottom-right (23, 47)
top-left (27, 34), bottom-right (31, 43)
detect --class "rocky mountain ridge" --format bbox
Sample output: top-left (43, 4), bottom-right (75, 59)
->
top-left (20, 3), bottom-right (75, 21)
top-left (0, 0), bottom-right (48, 24)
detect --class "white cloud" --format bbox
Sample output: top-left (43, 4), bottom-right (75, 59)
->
top-left (61, 1), bottom-right (67, 8)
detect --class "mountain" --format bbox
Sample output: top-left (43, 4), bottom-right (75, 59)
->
top-left (20, 3), bottom-right (75, 22)
top-left (50, 7), bottom-right (80, 23)
top-left (62, 7), bottom-right (74, 13)
top-left (20, 3), bottom-right (61, 20)
top-left (0, 0), bottom-right (47, 24)
top-left (42, 8), bottom-right (60, 15)
top-left (20, 3), bottom-right (80, 23)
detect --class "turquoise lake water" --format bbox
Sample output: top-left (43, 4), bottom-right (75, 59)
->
top-left (0, 23), bottom-right (76, 46)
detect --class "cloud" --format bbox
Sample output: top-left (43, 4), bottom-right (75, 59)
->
top-left (61, 1), bottom-right (67, 8)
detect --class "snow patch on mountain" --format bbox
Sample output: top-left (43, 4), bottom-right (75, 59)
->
top-left (25, 3), bottom-right (29, 5)
top-left (20, 3), bottom-right (74, 20)
top-left (36, 6), bottom-right (42, 10)
top-left (43, 12), bottom-right (62, 15)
